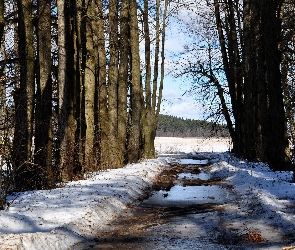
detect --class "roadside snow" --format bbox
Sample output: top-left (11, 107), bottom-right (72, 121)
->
top-left (209, 152), bottom-right (295, 247)
top-left (0, 159), bottom-right (167, 250)
top-left (0, 137), bottom-right (295, 249)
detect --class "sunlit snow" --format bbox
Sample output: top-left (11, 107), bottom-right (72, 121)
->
top-left (0, 137), bottom-right (294, 249)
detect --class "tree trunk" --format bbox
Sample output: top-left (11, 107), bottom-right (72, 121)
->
top-left (97, 0), bottom-right (109, 169)
top-left (261, 0), bottom-right (290, 169)
top-left (242, 0), bottom-right (290, 169)
top-left (117, 0), bottom-right (129, 165)
top-left (13, 0), bottom-right (36, 191)
top-left (35, 0), bottom-right (53, 189)
top-left (141, 0), bottom-right (153, 159)
top-left (214, 0), bottom-right (241, 154)
top-left (127, 0), bottom-right (142, 163)
top-left (107, 0), bottom-right (120, 168)
top-left (57, 0), bottom-right (76, 181)
top-left (142, 0), bottom-right (168, 159)
top-left (83, 0), bottom-right (97, 171)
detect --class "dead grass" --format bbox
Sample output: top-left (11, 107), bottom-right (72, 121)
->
top-left (241, 229), bottom-right (267, 243)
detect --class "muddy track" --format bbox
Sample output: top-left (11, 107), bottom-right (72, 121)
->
top-left (73, 156), bottom-right (272, 250)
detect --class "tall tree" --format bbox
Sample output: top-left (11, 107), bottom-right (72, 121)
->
top-left (34, 0), bottom-right (54, 189)
top-left (127, 0), bottom-right (143, 163)
top-left (13, 0), bottom-right (36, 190)
top-left (117, 0), bottom-right (129, 166)
top-left (97, 0), bottom-right (110, 169)
top-left (242, 0), bottom-right (290, 169)
top-left (57, 0), bottom-right (77, 181)
top-left (213, 0), bottom-right (243, 155)
top-left (82, 0), bottom-right (97, 171)
top-left (99, 0), bottom-right (122, 169)
top-left (141, 0), bottom-right (168, 159)
top-left (0, 0), bottom-right (6, 208)
top-left (107, 0), bottom-right (120, 167)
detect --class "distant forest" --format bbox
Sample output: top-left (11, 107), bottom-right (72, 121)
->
top-left (156, 114), bottom-right (229, 137)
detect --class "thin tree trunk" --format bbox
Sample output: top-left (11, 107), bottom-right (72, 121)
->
top-left (0, 42), bottom-right (6, 202)
top-left (83, 0), bottom-right (96, 171)
top-left (108, 0), bottom-right (120, 165)
top-left (117, 0), bottom-right (129, 165)
top-left (97, 0), bottom-right (109, 169)
top-left (214, 0), bottom-right (241, 153)
top-left (141, 0), bottom-right (153, 159)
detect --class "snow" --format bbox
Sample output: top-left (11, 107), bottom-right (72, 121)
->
top-left (0, 137), bottom-right (295, 249)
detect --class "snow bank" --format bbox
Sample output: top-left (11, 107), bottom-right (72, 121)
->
top-left (0, 158), bottom-right (168, 250)
top-left (210, 152), bottom-right (295, 245)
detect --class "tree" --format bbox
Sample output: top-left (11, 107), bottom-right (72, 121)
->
top-left (83, 0), bottom-right (98, 171)
top-left (173, 0), bottom-right (291, 170)
top-left (117, 0), bottom-right (129, 166)
top-left (141, 0), bottom-right (168, 159)
top-left (127, 0), bottom-right (143, 163)
top-left (34, 0), bottom-right (54, 189)
top-left (281, 0), bottom-right (295, 162)
top-left (0, 0), bottom-right (169, 195)
top-left (57, 0), bottom-right (77, 181)
top-left (13, 0), bottom-right (36, 190)
top-left (242, 0), bottom-right (290, 168)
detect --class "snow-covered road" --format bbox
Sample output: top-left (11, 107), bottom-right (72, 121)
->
top-left (0, 137), bottom-right (295, 249)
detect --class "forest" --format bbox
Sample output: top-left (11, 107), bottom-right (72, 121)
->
top-left (156, 114), bottom-right (229, 137)
top-left (0, 0), bottom-right (295, 209)
top-left (0, 0), bottom-right (168, 208)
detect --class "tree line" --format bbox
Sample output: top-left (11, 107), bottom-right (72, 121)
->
top-left (156, 114), bottom-right (229, 137)
top-left (173, 0), bottom-right (295, 171)
top-left (0, 0), bottom-right (168, 207)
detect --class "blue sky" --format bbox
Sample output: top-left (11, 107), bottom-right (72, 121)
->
top-left (160, 14), bottom-right (205, 121)
top-left (160, 75), bottom-right (205, 120)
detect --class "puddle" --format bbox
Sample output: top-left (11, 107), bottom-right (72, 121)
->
top-left (178, 172), bottom-right (211, 181)
top-left (143, 185), bottom-right (228, 207)
top-left (146, 158), bottom-right (229, 207)
top-left (176, 158), bottom-right (208, 165)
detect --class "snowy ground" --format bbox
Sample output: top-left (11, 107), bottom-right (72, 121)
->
top-left (0, 137), bottom-right (295, 249)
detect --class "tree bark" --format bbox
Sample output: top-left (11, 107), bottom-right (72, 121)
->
top-left (97, 0), bottom-right (109, 169)
top-left (127, 0), bottom-right (142, 163)
top-left (117, 0), bottom-right (129, 165)
top-left (214, 0), bottom-right (241, 154)
top-left (13, 0), bottom-right (36, 191)
top-left (83, 0), bottom-right (97, 171)
top-left (108, 0), bottom-right (120, 167)
top-left (261, 0), bottom-right (290, 169)
top-left (57, 0), bottom-right (77, 181)
top-left (35, 0), bottom-right (53, 189)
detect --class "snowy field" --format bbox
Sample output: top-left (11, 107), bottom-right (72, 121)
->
top-left (154, 136), bottom-right (232, 154)
top-left (0, 137), bottom-right (295, 249)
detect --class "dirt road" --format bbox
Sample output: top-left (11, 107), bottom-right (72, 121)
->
top-left (73, 155), bottom-right (288, 250)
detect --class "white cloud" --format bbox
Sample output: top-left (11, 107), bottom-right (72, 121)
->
top-left (159, 75), bottom-right (205, 120)
top-left (165, 38), bottom-right (184, 54)
top-left (160, 90), bottom-right (204, 120)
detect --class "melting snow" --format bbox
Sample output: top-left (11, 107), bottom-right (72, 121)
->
top-left (0, 137), bottom-right (294, 249)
